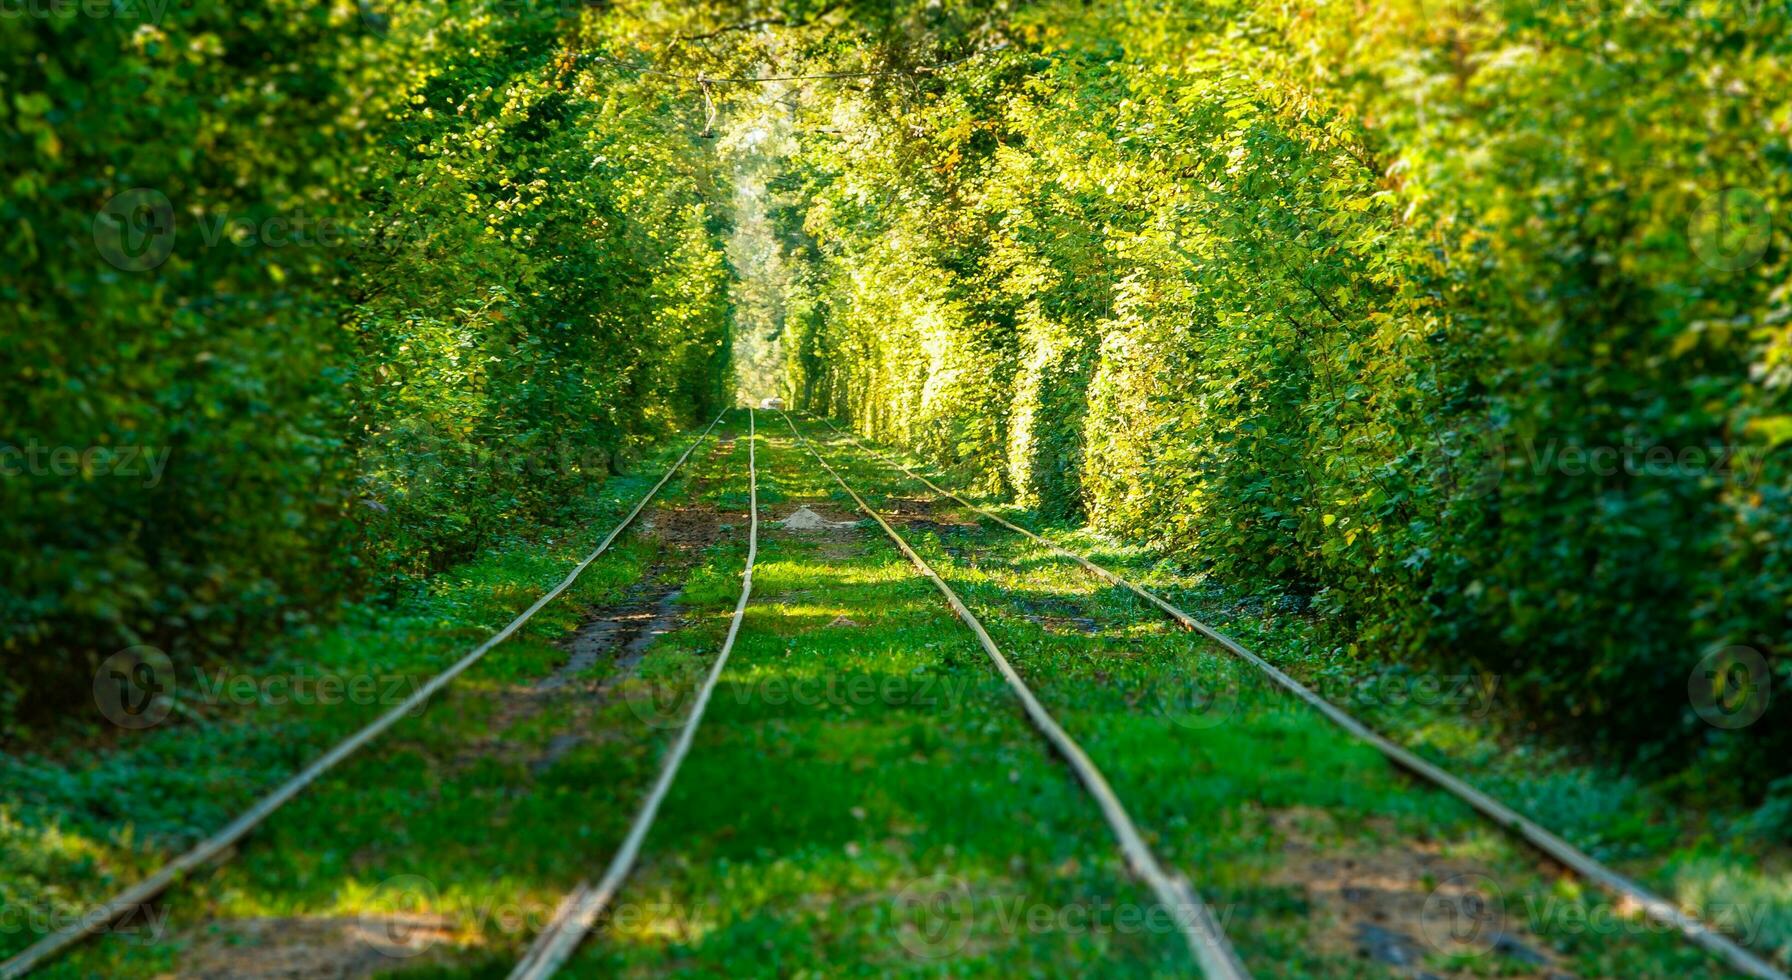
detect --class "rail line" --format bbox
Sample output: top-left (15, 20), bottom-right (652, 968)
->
top-left (0, 409), bottom-right (735, 980)
top-left (805, 413), bottom-right (1789, 980)
top-left (509, 407), bottom-right (760, 980)
top-left (783, 412), bottom-right (1250, 980)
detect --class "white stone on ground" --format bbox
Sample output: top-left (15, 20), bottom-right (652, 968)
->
top-left (780, 505), bottom-right (856, 531)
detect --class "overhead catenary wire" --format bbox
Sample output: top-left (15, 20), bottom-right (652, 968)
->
top-left (782, 412), bottom-right (1251, 980)
top-left (0, 408), bottom-right (732, 980)
top-left (809, 413), bottom-right (1791, 980)
top-left (508, 408), bottom-right (760, 980)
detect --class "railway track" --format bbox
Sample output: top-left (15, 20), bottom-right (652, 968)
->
top-left (0, 409), bottom-right (735, 979)
top-left (508, 408), bottom-right (760, 979)
top-left (782, 411), bottom-right (1251, 980)
top-left (16, 409), bottom-right (1778, 978)
top-left (797, 411), bottom-right (1787, 980)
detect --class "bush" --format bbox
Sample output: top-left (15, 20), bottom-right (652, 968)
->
top-left (775, 0), bottom-right (1791, 799)
top-left (0, 0), bottom-right (731, 733)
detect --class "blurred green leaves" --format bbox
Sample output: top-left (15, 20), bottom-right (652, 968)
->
top-left (2, 0), bottom-right (732, 732)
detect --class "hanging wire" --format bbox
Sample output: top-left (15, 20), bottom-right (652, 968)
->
top-left (698, 74), bottom-right (718, 136)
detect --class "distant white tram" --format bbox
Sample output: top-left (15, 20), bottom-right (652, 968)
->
top-left (759, 397), bottom-right (786, 410)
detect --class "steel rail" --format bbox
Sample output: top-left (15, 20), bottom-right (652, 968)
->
top-left (784, 411), bottom-right (1250, 980)
top-left (509, 408), bottom-right (759, 980)
top-left (808, 412), bottom-right (1789, 980)
top-left (0, 408), bottom-right (733, 979)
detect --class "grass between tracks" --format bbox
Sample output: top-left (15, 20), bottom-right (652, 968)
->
top-left (561, 414), bottom-right (1189, 976)
top-left (0, 414), bottom-right (748, 975)
top-left (805, 415), bottom-right (1787, 977)
top-left (4, 411), bottom-right (1779, 978)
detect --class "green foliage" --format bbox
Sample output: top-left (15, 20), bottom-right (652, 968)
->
top-left (4, 0), bottom-right (1786, 808)
top-left (761, 0), bottom-right (1792, 800)
top-left (1, 1), bottom-right (731, 729)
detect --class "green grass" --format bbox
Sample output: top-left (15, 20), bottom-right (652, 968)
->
top-left (0, 415), bottom-right (749, 975)
top-left (566, 416), bottom-right (1185, 976)
top-left (808, 416), bottom-right (1786, 977)
top-left (2, 411), bottom-right (1777, 978)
